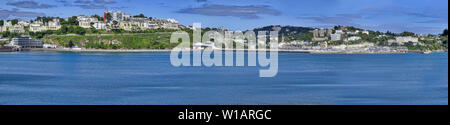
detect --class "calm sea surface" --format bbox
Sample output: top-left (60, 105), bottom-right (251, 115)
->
top-left (0, 52), bottom-right (447, 105)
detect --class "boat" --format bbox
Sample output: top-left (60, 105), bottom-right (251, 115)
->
top-left (422, 51), bottom-right (432, 54)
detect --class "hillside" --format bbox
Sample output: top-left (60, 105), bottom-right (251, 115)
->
top-left (42, 33), bottom-right (177, 49)
top-left (252, 25), bottom-right (313, 35)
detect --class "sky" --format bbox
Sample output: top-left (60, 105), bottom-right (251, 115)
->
top-left (0, 0), bottom-right (448, 34)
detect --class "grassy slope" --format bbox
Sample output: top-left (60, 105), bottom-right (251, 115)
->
top-left (42, 33), bottom-right (179, 49)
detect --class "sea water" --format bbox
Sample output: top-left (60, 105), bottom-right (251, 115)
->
top-left (0, 52), bottom-right (447, 105)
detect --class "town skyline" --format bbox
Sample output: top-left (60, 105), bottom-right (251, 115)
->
top-left (0, 0), bottom-right (448, 34)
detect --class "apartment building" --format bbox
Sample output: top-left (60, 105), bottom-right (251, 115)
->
top-left (78, 15), bottom-right (99, 28)
top-left (9, 37), bottom-right (43, 48)
top-left (29, 21), bottom-right (46, 32)
top-left (47, 19), bottom-right (61, 31)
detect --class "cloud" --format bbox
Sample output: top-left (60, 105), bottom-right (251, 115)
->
top-left (74, 0), bottom-right (91, 4)
top-left (55, 0), bottom-right (68, 3)
top-left (177, 4), bottom-right (281, 19)
top-left (74, 0), bottom-right (116, 4)
top-left (94, 0), bottom-right (117, 4)
top-left (362, 7), bottom-right (448, 20)
top-left (6, 0), bottom-right (56, 9)
top-left (336, 14), bottom-right (362, 19)
top-left (55, 0), bottom-right (72, 6)
top-left (298, 14), bottom-right (362, 26)
top-left (299, 6), bottom-right (448, 26)
top-left (72, 0), bottom-right (116, 9)
top-left (364, 24), bottom-right (444, 34)
top-left (297, 10), bottom-right (446, 34)
top-left (0, 8), bottom-right (45, 19)
top-left (109, 6), bottom-right (128, 10)
top-left (404, 12), bottom-right (442, 19)
top-left (74, 4), bottom-right (106, 9)
top-left (416, 20), bottom-right (448, 24)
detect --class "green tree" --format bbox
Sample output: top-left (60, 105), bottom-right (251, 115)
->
top-left (400, 31), bottom-right (415, 36)
top-left (62, 16), bottom-right (79, 26)
top-left (35, 17), bottom-right (55, 23)
top-left (60, 25), bottom-right (69, 34)
top-left (29, 32), bottom-right (47, 39)
top-left (133, 13), bottom-right (146, 18)
top-left (73, 26), bottom-right (87, 35)
top-left (386, 31), bottom-right (395, 36)
top-left (9, 19), bottom-right (19, 25)
top-left (1, 31), bottom-right (21, 39)
top-left (92, 14), bottom-right (103, 21)
top-left (89, 27), bottom-right (99, 34)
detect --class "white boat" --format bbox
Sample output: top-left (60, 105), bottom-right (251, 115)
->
top-left (422, 51), bottom-right (432, 54)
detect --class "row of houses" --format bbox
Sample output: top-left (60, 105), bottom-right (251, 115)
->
top-left (388, 36), bottom-right (419, 45)
top-left (29, 19), bottom-right (61, 32)
top-left (76, 10), bottom-right (181, 31)
top-left (0, 21), bottom-right (26, 33)
top-left (313, 28), bottom-right (369, 42)
top-left (0, 19), bottom-right (61, 33)
top-left (0, 10), bottom-right (182, 33)
top-left (302, 27), bottom-right (423, 46)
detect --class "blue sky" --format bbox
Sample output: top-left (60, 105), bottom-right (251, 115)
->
top-left (0, 0), bottom-right (448, 34)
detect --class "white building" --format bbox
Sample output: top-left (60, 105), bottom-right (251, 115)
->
top-left (10, 25), bottom-right (25, 33)
top-left (377, 35), bottom-right (387, 38)
top-left (313, 28), bottom-right (332, 41)
top-left (166, 18), bottom-right (179, 24)
top-left (131, 17), bottom-right (150, 29)
top-left (345, 36), bottom-right (362, 42)
top-left (161, 23), bottom-right (179, 29)
top-left (147, 21), bottom-right (159, 29)
top-left (1, 21), bottom-right (13, 32)
top-left (3, 21), bottom-right (13, 27)
top-left (18, 20), bottom-right (30, 27)
top-left (388, 36), bottom-right (419, 45)
top-left (347, 30), bottom-right (360, 35)
top-left (105, 10), bottom-right (131, 22)
top-left (362, 30), bottom-right (370, 35)
top-left (0, 26), bottom-right (5, 32)
top-left (330, 34), bottom-right (342, 41)
top-left (0, 36), bottom-right (8, 44)
top-left (29, 21), bottom-right (46, 32)
top-left (92, 22), bottom-right (107, 30)
top-left (335, 30), bottom-right (344, 34)
top-left (47, 19), bottom-right (61, 30)
top-left (161, 18), bottom-right (180, 29)
top-left (43, 44), bottom-right (57, 48)
top-left (77, 15), bottom-right (98, 28)
top-left (257, 34), bottom-right (267, 45)
top-left (9, 37), bottom-right (43, 48)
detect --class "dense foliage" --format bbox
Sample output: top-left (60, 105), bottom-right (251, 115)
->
top-left (43, 33), bottom-right (179, 49)
top-left (1, 32), bottom-right (21, 39)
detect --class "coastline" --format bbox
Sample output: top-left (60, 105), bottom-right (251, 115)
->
top-left (14, 48), bottom-right (447, 54)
